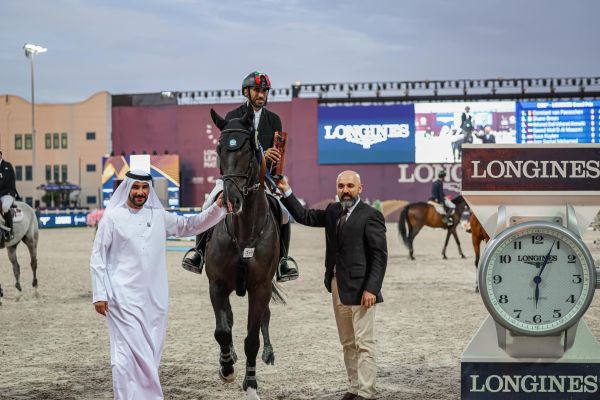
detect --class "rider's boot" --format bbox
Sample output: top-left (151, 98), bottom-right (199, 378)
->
top-left (3, 211), bottom-right (13, 241)
top-left (277, 223), bottom-right (299, 282)
top-left (445, 210), bottom-right (454, 227)
top-left (182, 232), bottom-right (208, 274)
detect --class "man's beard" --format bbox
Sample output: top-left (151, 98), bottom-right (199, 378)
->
top-left (129, 194), bottom-right (147, 206)
top-left (340, 195), bottom-right (358, 209)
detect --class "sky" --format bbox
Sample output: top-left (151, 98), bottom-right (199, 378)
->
top-left (1, 0), bottom-right (599, 103)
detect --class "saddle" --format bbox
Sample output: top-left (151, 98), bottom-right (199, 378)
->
top-left (0, 205), bottom-right (23, 231)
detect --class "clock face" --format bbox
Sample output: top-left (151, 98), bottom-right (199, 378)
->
top-left (480, 221), bottom-right (596, 335)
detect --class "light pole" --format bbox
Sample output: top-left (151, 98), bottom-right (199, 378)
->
top-left (23, 43), bottom-right (47, 206)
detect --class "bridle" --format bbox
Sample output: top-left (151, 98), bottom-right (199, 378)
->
top-left (219, 128), bottom-right (261, 199)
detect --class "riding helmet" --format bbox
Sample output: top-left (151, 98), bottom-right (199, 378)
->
top-left (438, 170), bottom-right (447, 178)
top-left (242, 71), bottom-right (271, 91)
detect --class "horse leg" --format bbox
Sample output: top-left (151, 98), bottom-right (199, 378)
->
top-left (7, 245), bottom-right (22, 293)
top-left (225, 297), bottom-right (238, 364)
top-left (260, 305), bottom-right (275, 365)
top-left (22, 232), bottom-right (39, 290)
top-left (452, 228), bottom-right (466, 258)
top-left (473, 237), bottom-right (481, 293)
top-left (243, 283), bottom-right (271, 398)
top-left (408, 225), bottom-right (423, 260)
top-left (209, 280), bottom-right (236, 383)
top-left (442, 229), bottom-right (452, 259)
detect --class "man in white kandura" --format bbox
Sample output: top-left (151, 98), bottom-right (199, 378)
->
top-left (90, 170), bottom-right (227, 399)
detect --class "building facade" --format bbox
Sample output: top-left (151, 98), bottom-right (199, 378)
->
top-left (0, 92), bottom-right (111, 208)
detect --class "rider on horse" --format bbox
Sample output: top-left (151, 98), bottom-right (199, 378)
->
top-left (0, 151), bottom-right (17, 241)
top-left (182, 71), bottom-right (299, 282)
top-left (429, 170), bottom-right (455, 226)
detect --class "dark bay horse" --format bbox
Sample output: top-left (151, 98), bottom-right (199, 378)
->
top-left (470, 213), bottom-right (490, 292)
top-left (205, 109), bottom-right (283, 400)
top-left (0, 201), bottom-right (39, 304)
top-left (398, 195), bottom-right (468, 260)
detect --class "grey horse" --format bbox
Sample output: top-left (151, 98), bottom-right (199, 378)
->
top-left (0, 201), bottom-right (39, 304)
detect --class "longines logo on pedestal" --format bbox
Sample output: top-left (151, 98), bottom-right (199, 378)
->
top-left (462, 363), bottom-right (600, 399)
top-left (461, 145), bottom-right (600, 191)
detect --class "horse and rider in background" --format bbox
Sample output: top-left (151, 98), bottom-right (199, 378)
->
top-left (0, 152), bottom-right (39, 303)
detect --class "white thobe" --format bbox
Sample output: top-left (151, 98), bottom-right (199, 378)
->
top-left (90, 203), bottom-right (226, 400)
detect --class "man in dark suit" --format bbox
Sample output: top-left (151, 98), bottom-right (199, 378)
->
top-left (182, 71), bottom-right (298, 281)
top-left (277, 171), bottom-right (387, 400)
top-left (0, 151), bottom-right (17, 241)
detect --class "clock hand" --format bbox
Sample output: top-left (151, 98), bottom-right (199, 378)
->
top-left (533, 240), bottom-right (556, 309)
top-left (537, 240), bottom-right (556, 278)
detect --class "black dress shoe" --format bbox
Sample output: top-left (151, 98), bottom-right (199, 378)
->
top-left (341, 393), bottom-right (357, 400)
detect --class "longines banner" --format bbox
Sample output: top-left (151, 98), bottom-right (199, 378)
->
top-left (461, 144), bottom-right (600, 191)
top-left (462, 362), bottom-right (600, 399)
top-left (317, 104), bottom-right (415, 164)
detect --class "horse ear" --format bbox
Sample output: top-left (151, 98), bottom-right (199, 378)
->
top-left (241, 108), bottom-right (255, 129)
top-left (210, 109), bottom-right (227, 130)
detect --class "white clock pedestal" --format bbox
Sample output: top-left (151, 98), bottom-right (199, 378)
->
top-left (461, 316), bottom-right (600, 399)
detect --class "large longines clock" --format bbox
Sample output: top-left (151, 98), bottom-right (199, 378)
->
top-left (479, 220), bottom-right (599, 353)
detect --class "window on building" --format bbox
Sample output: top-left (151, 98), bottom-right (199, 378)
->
top-left (25, 197), bottom-right (33, 207)
top-left (53, 165), bottom-right (59, 182)
top-left (53, 133), bottom-right (59, 149)
top-left (25, 165), bottom-right (32, 181)
top-left (25, 134), bottom-right (32, 149)
top-left (45, 133), bottom-right (51, 149)
top-left (86, 196), bottom-right (97, 204)
top-left (45, 165), bottom-right (51, 181)
top-left (61, 132), bottom-right (68, 149)
top-left (86, 164), bottom-right (96, 172)
top-left (61, 165), bottom-right (68, 182)
top-left (15, 134), bottom-right (22, 150)
top-left (15, 166), bottom-right (23, 181)
top-left (86, 131), bottom-right (96, 140)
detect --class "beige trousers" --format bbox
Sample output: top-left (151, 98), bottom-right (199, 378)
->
top-left (332, 277), bottom-right (377, 399)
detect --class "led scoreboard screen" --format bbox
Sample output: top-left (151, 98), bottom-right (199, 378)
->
top-left (516, 100), bottom-right (600, 143)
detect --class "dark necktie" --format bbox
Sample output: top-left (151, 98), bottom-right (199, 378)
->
top-left (337, 208), bottom-right (349, 237)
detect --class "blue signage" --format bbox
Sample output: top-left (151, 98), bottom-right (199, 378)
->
top-left (516, 100), bottom-right (600, 144)
top-left (318, 104), bottom-right (415, 164)
top-left (38, 212), bottom-right (89, 228)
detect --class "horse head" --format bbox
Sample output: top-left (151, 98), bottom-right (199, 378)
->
top-left (211, 108), bottom-right (261, 214)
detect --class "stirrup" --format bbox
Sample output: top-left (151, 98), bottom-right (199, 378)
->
top-left (181, 248), bottom-right (204, 274)
top-left (276, 256), bottom-right (299, 282)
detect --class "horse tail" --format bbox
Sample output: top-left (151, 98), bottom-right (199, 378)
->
top-left (398, 205), bottom-right (410, 247)
top-left (270, 281), bottom-right (287, 305)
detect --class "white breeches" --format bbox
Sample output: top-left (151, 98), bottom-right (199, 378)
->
top-left (1, 195), bottom-right (14, 214)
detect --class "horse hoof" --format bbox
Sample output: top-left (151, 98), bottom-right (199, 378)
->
top-left (442, 256), bottom-right (448, 260)
top-left (15, 282), bottom-right (22, 292)
top-left (246, 387), bottom-right (260, 400)
top-left (262, 345), bottom-right (275, 365)
top-left (219, 367), bottom-right (236, 383)
top-left (461, 255), bottom-right (466, 259)
top-left (475, 286), bottom-right (480, 294)
top-left (32, 279), bottom-right (38, 288)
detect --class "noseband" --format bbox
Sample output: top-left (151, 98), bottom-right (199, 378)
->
top-left (219, 128), bottom-right (261, 199)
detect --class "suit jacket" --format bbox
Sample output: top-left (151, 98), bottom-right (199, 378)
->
top-left (226, 103), bottom-right (282, 150)
top-left (430, 179), bottom-right (444, 203)
top-left (0, 160), bottom-right (17, 198)
top-left (282, 194), bottom-right (387, 306)
top-left (460, 112), bottom-right (474, 132)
